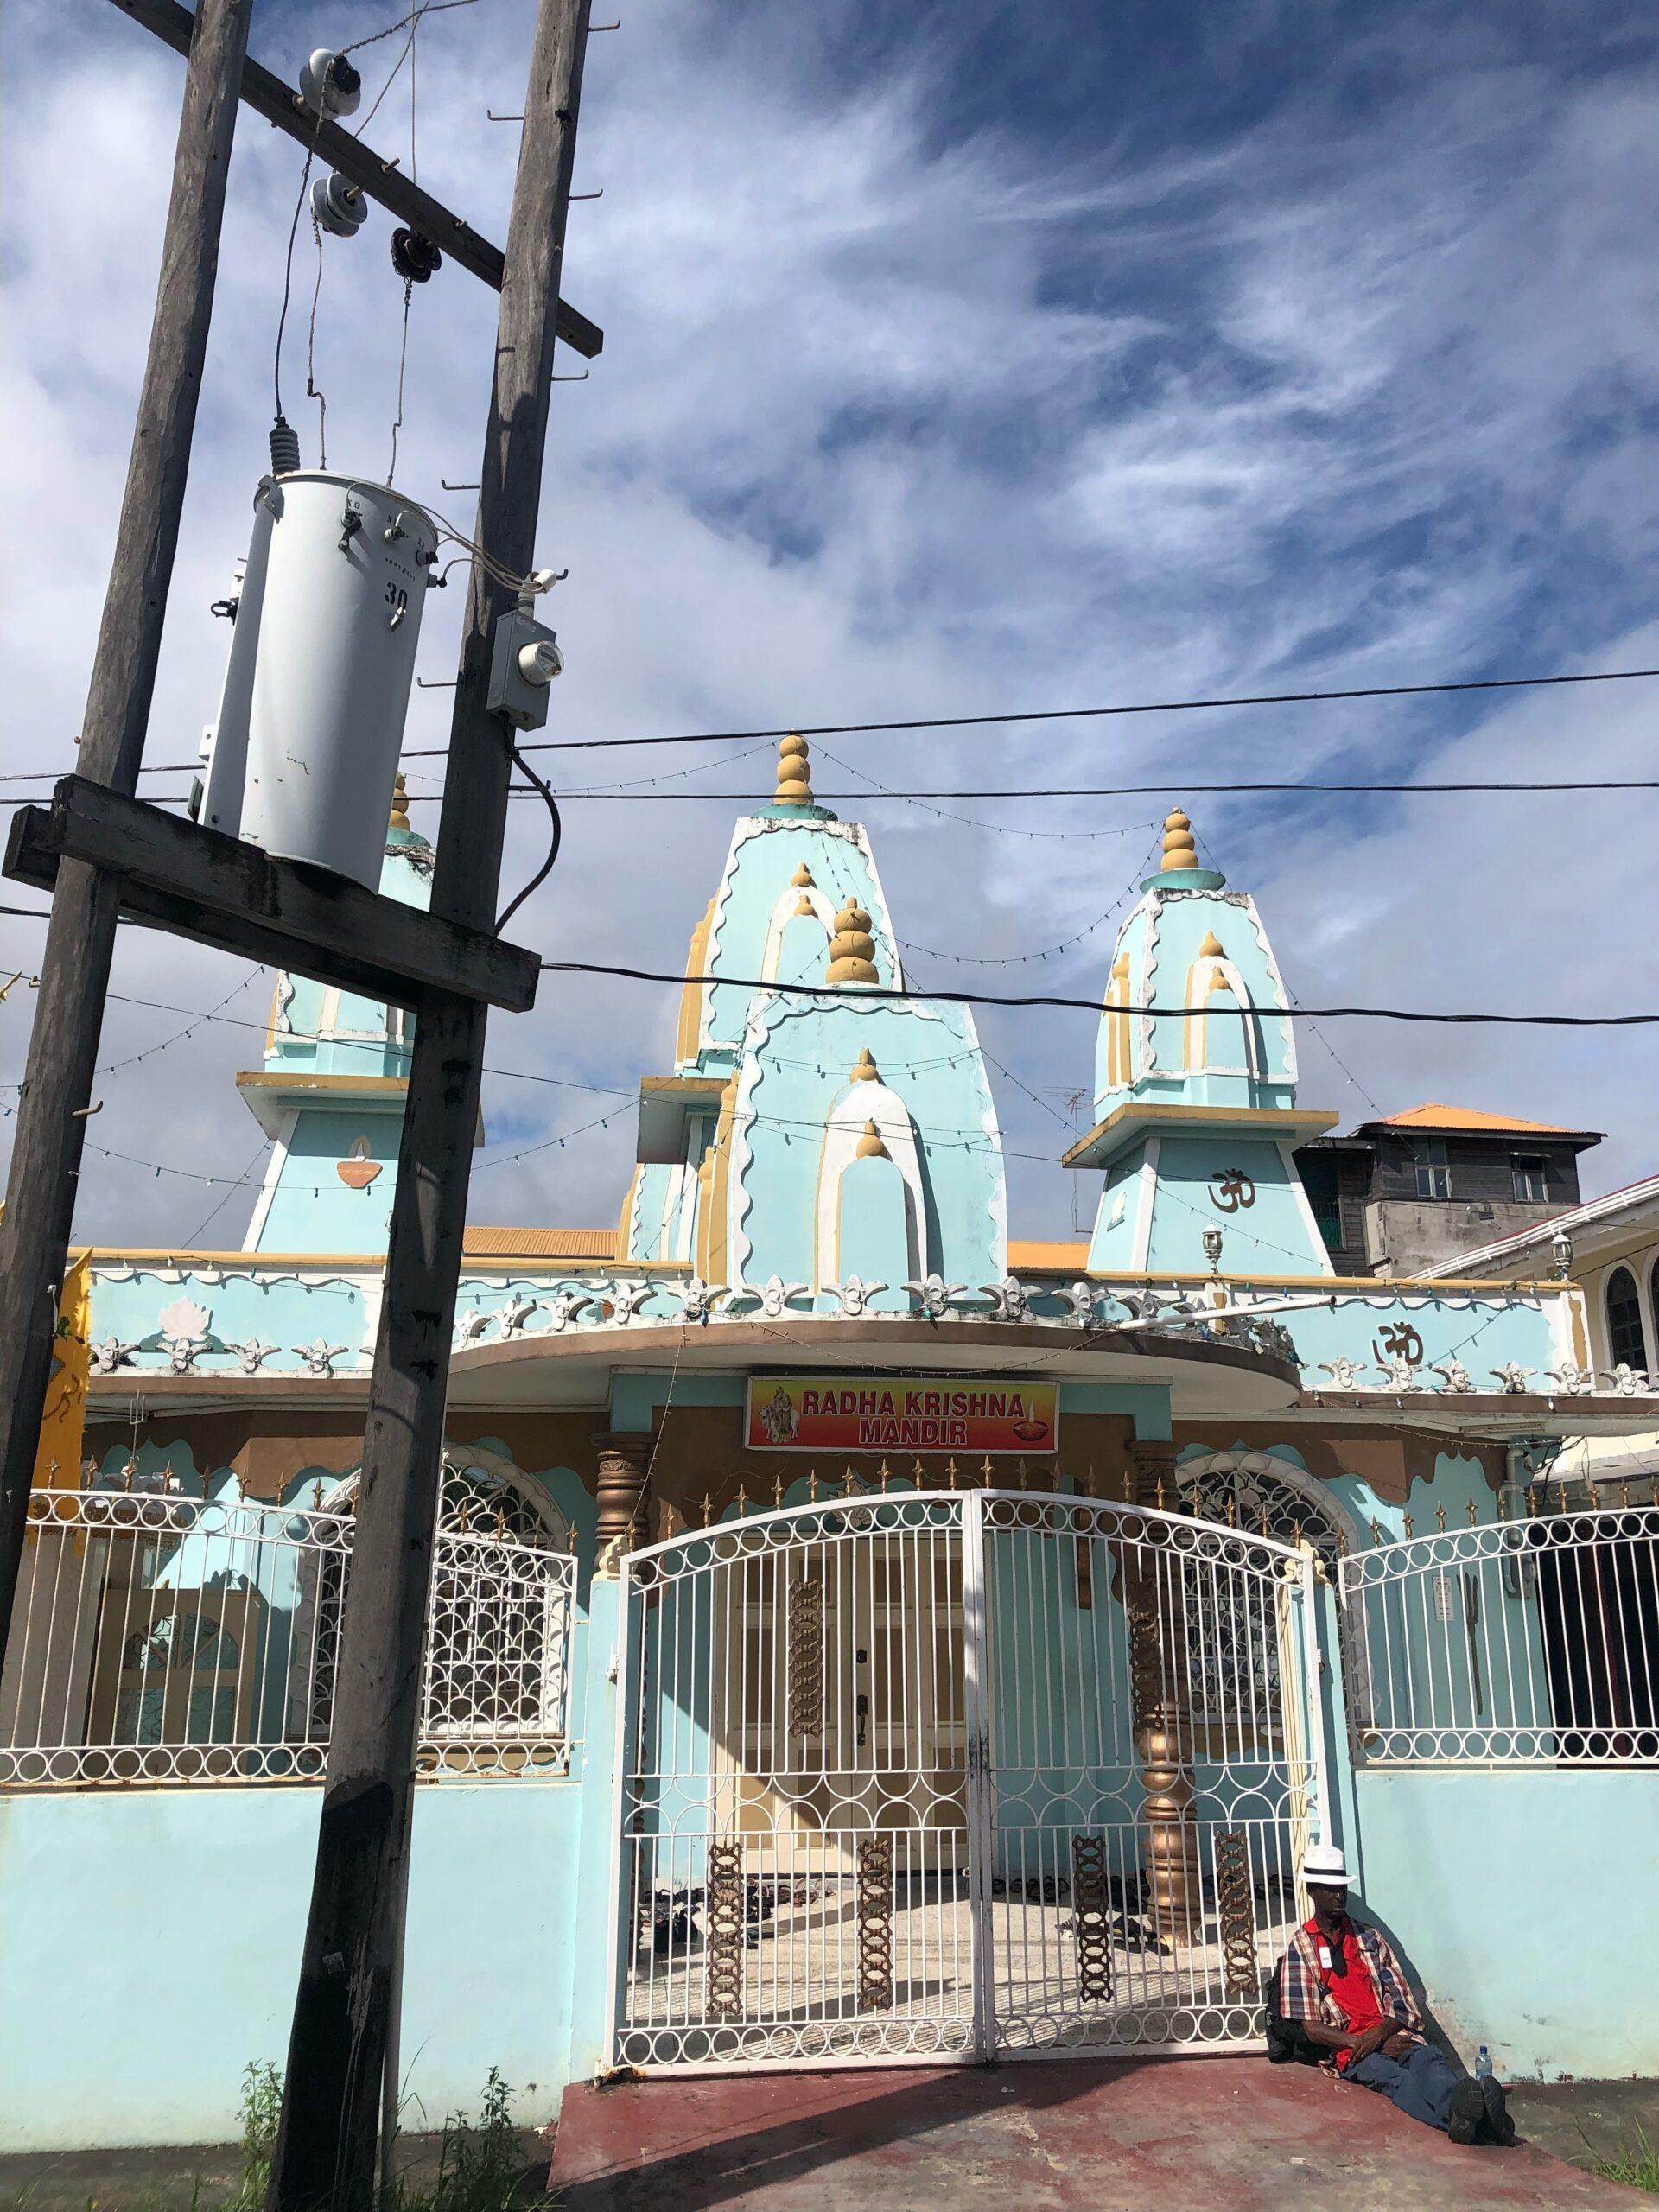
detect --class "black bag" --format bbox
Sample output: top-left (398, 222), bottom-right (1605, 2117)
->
top-left (1263, 1973), bottom-right (1321, 2066)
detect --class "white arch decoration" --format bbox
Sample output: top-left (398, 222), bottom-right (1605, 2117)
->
top-left (812, 1078), bottom-right (925, 1288)
top-left (1182, 948), bottom-right (1260, 1077)
top-left (1171, 1446), bottom-right (1366, 1556)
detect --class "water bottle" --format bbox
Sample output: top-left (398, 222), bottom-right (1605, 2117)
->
top-left (1476, 2046), bottom-right (1493, 2079)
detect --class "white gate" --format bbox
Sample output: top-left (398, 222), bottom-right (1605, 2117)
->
top-left (607, 1489), bottom-right (1329, 2069)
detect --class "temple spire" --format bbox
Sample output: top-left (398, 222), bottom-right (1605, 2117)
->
top-left (1160, 806), bottom-right (1197, 872)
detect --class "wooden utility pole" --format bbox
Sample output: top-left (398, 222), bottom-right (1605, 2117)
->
top-left (0, 0), bottom-right (250, 1661)
top-left (266, 2), bottom-right (593, 2203)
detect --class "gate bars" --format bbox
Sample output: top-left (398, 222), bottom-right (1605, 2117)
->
top-left (606, 1490), bottom-right (1330, 2069)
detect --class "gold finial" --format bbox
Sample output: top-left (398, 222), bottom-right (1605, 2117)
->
top-left (1370, 1518), bottom-right (1382, 1545)
top-left (794, 895), bottom-right (815, 917)
top-left (849, 1047), bottom-right (879, 1083)
top-left (701, 1490), bottom-right (714, 1526)
top-left (1198, 929), bottom-right (1224, 959)
top-left (827, 899), bottom-right (878, 986)
top-left (390, 772), bottom-right (411, 832)
top-left (791, 861), bottom-right (815, 887)
top-left (774, 733), bottom-right (814, 808)
top-left (1160, 806), bottom-right (1198, 873)
top-left (879, 1460), bottom-right (891, 1493)
top-left (808, 1466), bottom-right (819, 1502)
top-left (773, 1474), bottom-right (784, 1508)
top-left (1434, 1504), bottom-right (1447, 1531)
top-left (1467, 1497), bottom-right (1479, 1525)
top-left (855, 1118), bottom-right (888, 1160)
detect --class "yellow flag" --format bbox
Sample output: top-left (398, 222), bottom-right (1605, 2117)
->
top-left (33, 1252), bottom-right (92, 1491)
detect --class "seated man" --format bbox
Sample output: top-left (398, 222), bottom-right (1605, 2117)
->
top-left (1275, 1842), bottom-right (1514, 2146)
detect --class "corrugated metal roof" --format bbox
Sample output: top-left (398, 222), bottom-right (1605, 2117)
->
top-left (462, 1226), bottom-right (616, 1258)
top-left (1372, 1102), bottom-right (1586, 1135)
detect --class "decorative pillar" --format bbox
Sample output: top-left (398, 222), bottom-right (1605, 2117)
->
top-left (593, 1431), bottom-right (652, 1578)
top-left (1124, 1439), bottom-right (1201, 1943)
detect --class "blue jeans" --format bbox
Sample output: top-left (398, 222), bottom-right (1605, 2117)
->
top-left (1343, 2040), bottom-right (1461, 2130)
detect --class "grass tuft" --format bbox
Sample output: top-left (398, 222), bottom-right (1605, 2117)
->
top-left (1586, 2126), bottom-right (1659, 2195)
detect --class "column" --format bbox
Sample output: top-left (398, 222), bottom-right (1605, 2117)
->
top-left (593, 1430), bottom-right (652, 1578)
top-left (1125, 1440), bottom-right (1201, 1942)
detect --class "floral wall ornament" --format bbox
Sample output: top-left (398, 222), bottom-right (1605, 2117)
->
top-left (335, 1134), bottom-right (383, 1191)
top-left (1545, 1362), bottom-right (1596, 1396)
top-left (678, 1276), bottom-right (728, 1324)
top-left (1318, 1357), bottom-right (1365, 1391)
top-left (1058, 1281), bottom-right (1102, 1328)
top-left (156, 1295), bottom-right (213, 1376)
top-left (293, 1339), bottom-right (349, 1376)
top-left (606, 1279), bottom-right (653, 1325)
top-left (1376, 1351), bottom-right (1419, 1390)
top-left (757, 1275), bottom-right (809, 1319)
top-left (980, 1276), bottom-right (1030, 1321)
top-left (833, 1275), bottom-right (886, 1316)
top-left (224, 1337), bottom-right (279, 1376)
top-left (1432, 1357), bottom-right (1474, 1393)
top-left (90, 1336), bottom-right (139, 1375)
top-left (904, 1273), bottom-right (963, 1319)
top-left (498, 1294), bottom-right (540, 1338)
top-left (453, 1309), bottom-right (493, 1349)
top-left (537, 1287), bottom-right (594, 1332)
top-left (1605, 1363), bottom-right (1650, 1396)
top-left (1491, 1363), bottom-right (1536, 1395)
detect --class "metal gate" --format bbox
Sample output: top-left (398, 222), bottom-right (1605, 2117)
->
top-left (607, 1489), bottom-right (1329, 2069)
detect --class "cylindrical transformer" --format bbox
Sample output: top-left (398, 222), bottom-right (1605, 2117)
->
top-left (196, 477), bottom-right (280, 840)
top-left (238, 473), bottom-right (437, 888)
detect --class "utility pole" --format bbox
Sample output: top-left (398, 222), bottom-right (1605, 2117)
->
top-left (0, 0), bottom-right (250, 1664)
top-left (266, 1), bottom-right (593, 2203)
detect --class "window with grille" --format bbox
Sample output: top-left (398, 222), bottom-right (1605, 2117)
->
top-left (1605, 1267), bottom-right (1649, 1372)
top-left (1510, 1154), bottom-right (1548, 1204)
top-left (1412, 1137), bottom-right (1452, 1199)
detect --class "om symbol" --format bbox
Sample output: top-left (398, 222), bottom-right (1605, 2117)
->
top-left (1210, 1168), bottom-right (1256, 1213)
top-left (1374, 1322), bottom-right (1425, 1367)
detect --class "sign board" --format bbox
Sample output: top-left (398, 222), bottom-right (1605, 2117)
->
top-left (746, 1376), bottom-right (1059, 1455)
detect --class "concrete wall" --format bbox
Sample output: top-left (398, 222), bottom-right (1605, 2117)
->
top-left (1351, 1767), bottom-right (1659, 2079)
top-left (0, 1781), bottom-right (584, 2153)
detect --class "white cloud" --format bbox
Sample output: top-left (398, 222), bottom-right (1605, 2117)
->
top-left (3, 0), bottom-right (1658, 1247)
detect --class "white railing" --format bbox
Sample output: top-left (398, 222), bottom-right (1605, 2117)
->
top-left (0, 1488), bottom-right (576, 1787)
top-left (1338, 1504), bottom-right (1659, 1766)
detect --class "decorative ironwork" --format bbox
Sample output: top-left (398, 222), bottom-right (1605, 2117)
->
top-left (704, 1840), bottom-right (747, 2021)
top-left (787, 1567), bottom-right (824, 1741)
top-left (1070, 1833), bottom-right (1114, 2003)
top-left (614, 1486), bottom-right (1324, 2069)
top-left (2, 1477), bottom-right (575, 1787)
top-left (1214, 1829), bottom-right (1258, 2002)
top-left (1340, 1504), bottom-right (1659, 1767)
top-left (855, 1836), bottom-right (893, 2013)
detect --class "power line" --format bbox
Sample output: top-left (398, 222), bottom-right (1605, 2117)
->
top-left (455, 662), bottom-right (1659, 754)
top-left (543, 961), bottom-right (1659, 1028)
top-left (9, 658), bottom-right (1659, 787)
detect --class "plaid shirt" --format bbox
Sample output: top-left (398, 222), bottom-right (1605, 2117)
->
top-left (1277, 1916), bottom-right (1424, 2057)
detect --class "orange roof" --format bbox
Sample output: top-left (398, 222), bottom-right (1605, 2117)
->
top-left (1374, 1103), bottom-right (1582, 1136)
top-left (1007, 1238), bottom-right (1091, 1271)
top-left (462, 1226), bottom-right (616, 1259)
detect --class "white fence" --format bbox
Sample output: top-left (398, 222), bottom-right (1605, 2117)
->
top-left (0, 1487), bottom-right (576, 1787)
top-left (1338, 1503), bottom-right (1659, 1766)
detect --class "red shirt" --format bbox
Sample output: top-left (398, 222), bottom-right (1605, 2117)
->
top-left (1306, 1914), bottom-right (1386, 2069)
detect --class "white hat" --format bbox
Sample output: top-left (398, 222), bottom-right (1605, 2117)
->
top-left (1301, 1840), bottom-right (1351, 1886)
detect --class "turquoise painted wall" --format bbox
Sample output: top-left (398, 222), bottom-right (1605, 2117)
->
top-left (1351, 1768), bottom-right (1659, 2078)
top-left (0, 1783), bottom-right (582, 2153)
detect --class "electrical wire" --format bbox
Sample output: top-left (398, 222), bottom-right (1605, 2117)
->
top-left (271, 100), bottom-right (329, 428)
top-left (540, 961), bottom-right (1659, 1028)
top-left (496, 749), bottom-right (563, 933)
top-left (480, 663), bottom-right (1659, 756)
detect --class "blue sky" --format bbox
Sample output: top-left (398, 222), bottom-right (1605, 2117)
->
top-left (4, 0), bottom-right (1659, 1244)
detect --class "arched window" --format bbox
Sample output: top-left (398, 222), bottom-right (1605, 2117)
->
top-left (304, 1460), bottom-right (572, 1750)
top-left (1173, 1453), bottom-right (1353, 1720)
top-left (1605, 1267), bottom-right (1648, 1372)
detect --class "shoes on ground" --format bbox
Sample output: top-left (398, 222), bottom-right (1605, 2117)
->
top-left (1478, 2076), bottom-right (1516, 2146)
top-left (1447, 2080), bottom-right (1487, 2145)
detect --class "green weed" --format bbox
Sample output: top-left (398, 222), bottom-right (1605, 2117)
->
top-left (1587, 2124), bottom-right (1659, 2195)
